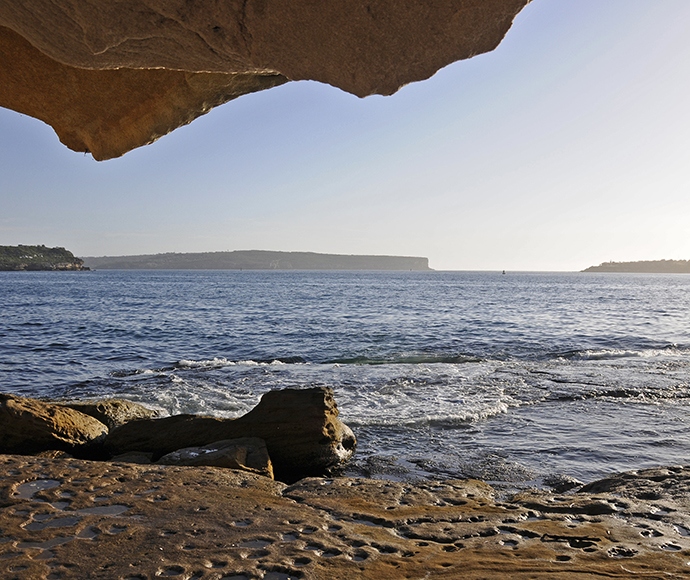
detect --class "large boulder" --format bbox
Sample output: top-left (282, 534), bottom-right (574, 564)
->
top-left (0, 1), bottom-right (531, 159)
top-left (157, 437), bottom-right (274, 479)
top-left (63, 398), bottom-right (158, 430)
top-left (0, 393), bottom-right (108, 455)
top-left (105, 387), bottom-right (356, 481)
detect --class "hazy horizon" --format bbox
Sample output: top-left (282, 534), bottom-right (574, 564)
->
top-left (3, 0), bottom-right (690, 271)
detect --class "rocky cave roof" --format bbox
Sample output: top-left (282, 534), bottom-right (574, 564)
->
top-left (0, 0), bottom-right (531, 160)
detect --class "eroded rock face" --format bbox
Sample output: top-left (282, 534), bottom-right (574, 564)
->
top-left (106, 387), bottom-right (356, 481)
top-left (0, 1), bottom-right (531, 159)
top-left (0, 394), bottom-right (108, 455)
top-left (1, 456), bottom-right (690, 579)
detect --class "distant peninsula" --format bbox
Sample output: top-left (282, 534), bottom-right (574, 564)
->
top-left (0, 245), bottom-right (88, 271)
top-left (583, 260), bottom-right (690, 273)
top-left (82, 250), bottom-right (432, 271)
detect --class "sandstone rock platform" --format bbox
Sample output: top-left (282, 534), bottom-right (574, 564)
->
top-left (1, 456), bottom-right (689, 579)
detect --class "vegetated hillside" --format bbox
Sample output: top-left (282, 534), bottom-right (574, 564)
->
top-left (82, 250), bottom-right (432, 271)
top-left (583, 260), bottom-right (690, 273)
top-left (0, 245), bottom-right (88, 271)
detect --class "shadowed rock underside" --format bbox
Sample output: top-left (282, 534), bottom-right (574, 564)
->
top-left (0, 0), bottom-right (531, 159)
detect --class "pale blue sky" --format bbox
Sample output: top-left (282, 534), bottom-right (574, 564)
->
top-left (2, 0), bottom-right (690, 271)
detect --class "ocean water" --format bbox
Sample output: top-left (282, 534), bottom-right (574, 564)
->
top-left (2, 269), bottom-right (690, 491)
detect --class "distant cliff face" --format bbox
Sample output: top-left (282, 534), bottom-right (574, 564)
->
top-left (82, 250), bottom-right (431, 271)
top-left (0, 245), bottom-right (89, 271)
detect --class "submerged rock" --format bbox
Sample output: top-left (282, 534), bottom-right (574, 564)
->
top-left (0, 393), bottom-right (107, 455)
top-left (105, 387), bottom-right (356, 481)
top-left (157, 437), bottom-right (274, 479)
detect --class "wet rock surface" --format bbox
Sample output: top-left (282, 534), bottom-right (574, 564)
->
top-left (1, 456), bottom-right (689, 579)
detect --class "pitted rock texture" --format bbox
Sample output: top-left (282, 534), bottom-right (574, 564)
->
top-left (1, 456), bottom-right (690, 579)
top-left (0, 0), bottom-right (531, 159)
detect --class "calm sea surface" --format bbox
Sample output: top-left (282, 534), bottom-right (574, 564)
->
top-left (2, 270), bottom-right (690, 491)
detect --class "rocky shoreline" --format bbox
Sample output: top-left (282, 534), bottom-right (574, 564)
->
top-left (1, 390), bottom-right (689, 578)
top-left (0, 388), bottom-right (356, 483)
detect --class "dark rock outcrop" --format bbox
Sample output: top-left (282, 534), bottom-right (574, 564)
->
top-left (157, 437), bottom-right (274, 479)
top-left (63, 398), bottom-right (159, 430)
top-left (0, 1), bottom-right (531, 159)
top-left (0, 393), bottom-right (107, 455)
top-left (105, 387), bottom-right (356, 481)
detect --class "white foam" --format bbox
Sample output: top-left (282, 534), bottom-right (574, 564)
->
top-left (177, 357), bottom-right (236, 368)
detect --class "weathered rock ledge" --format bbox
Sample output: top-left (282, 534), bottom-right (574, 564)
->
top-left (0, 1), bottom-right (532, 159)
top-left (1, 457), bottom-right (689, 579)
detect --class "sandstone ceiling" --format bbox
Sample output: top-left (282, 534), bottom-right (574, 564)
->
top-left (0, 1), bottom-right (531, 160)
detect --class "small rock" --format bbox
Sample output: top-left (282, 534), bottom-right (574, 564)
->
top-left (543, 474), bottom-right (584, 493)
top-left (157, 438), bottom-right (273, 479)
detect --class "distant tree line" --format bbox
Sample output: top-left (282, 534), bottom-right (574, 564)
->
top-left (0, 245), bottom-right (88, 271)
top-left (582, 260), bottom-right (690, 273)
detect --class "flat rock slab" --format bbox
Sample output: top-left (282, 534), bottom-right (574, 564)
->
top-left (1, 455), bottom-right (690, 579)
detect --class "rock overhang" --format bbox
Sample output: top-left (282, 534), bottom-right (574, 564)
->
top-left (0, 0), bottom-right (532, 159)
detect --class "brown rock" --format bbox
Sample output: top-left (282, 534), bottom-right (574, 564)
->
top-left (0, 1), bottom-right (531, 159)
top-left (105, 387), bottom-right (356, 481)
top-left (0, 25), bottom-right (287, 160)
top-left (63, 398), bottom-right (159, 430)
top-left (2, 455), bottom-right (690, 579)
top-left (0, 393), bottom-right (108, 455)
top-left (157, 437), bottom-right (274, 479)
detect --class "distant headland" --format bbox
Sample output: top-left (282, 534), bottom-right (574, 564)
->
top-left (583, 260), bottom-right (690, 273)
top-left (82, 250), bottom-right (432, 271)
top-left (0, 245), bottom-right (88, 271)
